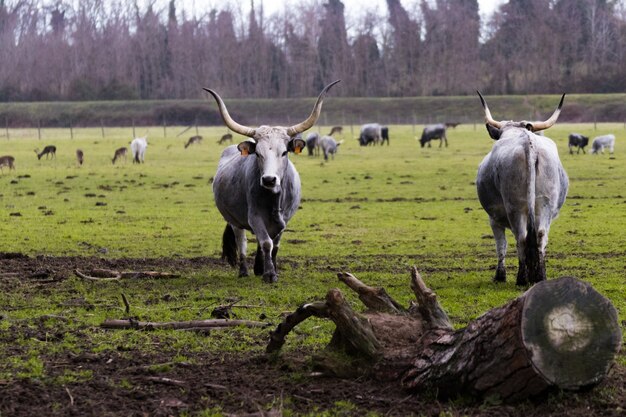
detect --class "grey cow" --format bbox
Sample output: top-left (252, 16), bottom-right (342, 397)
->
top-left (205, 80), bottom-right (340, 283)
top-left (320, 136), bottom-right (342, 161)
top-left (419, 124), bottom-right (448, 148)
top-left (306, 132), bottom-right (320, 156)
top-left (476, 92), bottom-right (568, 286)
top-left (358, 123), bottom-right (382, 146)
top-left (591, 134), bottom-right (615, 154)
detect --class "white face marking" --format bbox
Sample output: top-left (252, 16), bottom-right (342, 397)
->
top-left (253, 127), bottom-right (290, 192)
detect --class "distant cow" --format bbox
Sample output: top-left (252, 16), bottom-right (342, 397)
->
top-left (381, 126), bottom-right (389, 145)
top-left (568, 133), bottom-right (589, 154)
top-left (306, 132), bottom-right (320, 156)
top-left (217, 133), bottom-right (233, 145)
top-left (358, 123), bottom-right (382, 146)
top-left (205, 80), bottom-right (339, 283)
top-left (320, 136), bottom-right (342, 161)
top-left (328, 126), bottom-right (343, 136)
top-left (591, 134), bottom-right (615, 154)
top-left (445, 122), bottom-right (460, 129)
top-left (476, 92), bottom-right (568, 285)
top-left (185, 135), bottom-right (203, 148)
top-left (130, 137), bottom-right (147, 163)
top-left (76, 149), bottom-right (84, 165)
top-left (420, 124), bottom-right (448, 148)
top-left (0, 155), bottom-right (15, 172)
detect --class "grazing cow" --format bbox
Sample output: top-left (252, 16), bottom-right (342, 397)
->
top-left (185, 135), bottom-right (203, 148)
top-left (204, 80), bottom-right (340, 283)
top-left (419, 124), bottom-right (448, 148)
top-left (381, 126), bottom-right (389, 145)
top-left (0, 155), bottom-right (15, 172)
top-left (476, 92), bottom-right (568, 285)
top-left (217, 133), bottom-right (233, 145)
top-left (306, 132), bottom-right (320, 156)
top-left (358, 123), bottom-right (382, 146)
top-left (112, 147), bottom-right (128, 164)
top-left (76, 149), bottom-right (84, 165)
top-left (328, 126), bottom-right (343, 136)
top-left (320, 136), bottom-right (342, 161)
top-left (130, 137), bottom-right (147, 164)
top-left (445, 122), bottom-right (460, 129)
top-left (35, 145), bottom-right (56, 160)
top-left (591, 134), bottom-right (615, 154)
top-left (568, 133), bottom-right (589, 154)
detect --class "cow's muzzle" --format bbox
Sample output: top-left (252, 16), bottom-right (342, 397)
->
top-left (261, 175), bottom-right (280, 192)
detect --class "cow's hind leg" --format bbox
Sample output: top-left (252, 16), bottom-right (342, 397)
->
top-left (233, 226), bottom-right (249, 277)
top-left (490, 219), bottom-right (507, 282)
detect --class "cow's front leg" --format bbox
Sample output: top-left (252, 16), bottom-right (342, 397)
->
top-left (490, 219), bottom-right (507, 282)
top-left (260, 236), bottom-right (277, 283)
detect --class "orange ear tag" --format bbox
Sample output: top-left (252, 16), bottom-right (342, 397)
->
top-left (294, 145), bottom-right (302, 155)
top-left (241, 149), bottom-right (249, 156)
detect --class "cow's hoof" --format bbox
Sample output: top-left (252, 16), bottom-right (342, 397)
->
top-left (262, 273), bottom-right (278, 284)
top-left (493, 268), bottom-right (506, 283)
top-left (238, 269), bottom-right (249, 278)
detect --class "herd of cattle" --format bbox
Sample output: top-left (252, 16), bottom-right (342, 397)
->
top-left (0, 85), bottom-right (619, 287)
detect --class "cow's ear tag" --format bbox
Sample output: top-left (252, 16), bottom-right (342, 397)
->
top-left (289, 138), bottom-right (306, 154)
top-left (294, 144), bottom-right (302, 154)
top-left (238, 141), bottom-right (256, 156)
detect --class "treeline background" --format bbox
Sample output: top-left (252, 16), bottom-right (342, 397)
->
top-left (1, 0), bottom-right (626, 102)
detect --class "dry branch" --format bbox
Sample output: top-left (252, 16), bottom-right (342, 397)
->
top-left (101, 318), bottom-right (269, 330)
top-left (75, 268), bottom-right (180, 281)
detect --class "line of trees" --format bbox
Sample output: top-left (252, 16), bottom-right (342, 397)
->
top-left (1, 0), bottom-right (625, 102)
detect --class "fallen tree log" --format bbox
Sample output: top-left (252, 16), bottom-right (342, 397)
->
top-left (268, 268), bottom-right (621, 402)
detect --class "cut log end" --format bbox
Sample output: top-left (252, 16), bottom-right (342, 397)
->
top-left (521, 276), bottom-right (622, 390)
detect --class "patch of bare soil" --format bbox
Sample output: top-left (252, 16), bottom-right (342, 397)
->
top-left (0, 255), bottom-right (624, 416)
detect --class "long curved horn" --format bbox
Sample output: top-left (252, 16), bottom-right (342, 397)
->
top-left (477, 90), bottom-right (503, 129)
top-left (286, 80), bottom-right (341, 136)
top-left (203, 88), bottom-right (256, 138)
top-left (525, 94), bottom-right (566, 132)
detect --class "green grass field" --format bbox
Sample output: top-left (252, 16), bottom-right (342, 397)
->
top-left (0, 122), bottom-right (624, 414)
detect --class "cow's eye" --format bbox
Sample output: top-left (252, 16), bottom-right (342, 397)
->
top-left (282, 151), bottom-right (288, 157)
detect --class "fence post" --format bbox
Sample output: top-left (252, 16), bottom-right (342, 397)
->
top-left (100, 119), bottom-right (105, 138)
top-left (5, 117), bottom-right (8, 140)
top-left (70, 120), bottom-right (74, 140)
top-left (412, 114), bottom-right (416, 136)
top-left (37, 119), bottom-right (41, 140)
top-left (195, 116), bottom-right (199, 136)
top-left (132, 119), bottom-right (136, 138)
top-left (163, 116), bottom-right (166, 138)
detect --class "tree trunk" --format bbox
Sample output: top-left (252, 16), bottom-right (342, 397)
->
top-left (267, 269), bottom-right (621, 403)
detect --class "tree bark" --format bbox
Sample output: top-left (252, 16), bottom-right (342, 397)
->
top-left (268, 270), bottom-right (622, 403)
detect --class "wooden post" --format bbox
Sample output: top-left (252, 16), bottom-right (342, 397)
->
top-left (195, 116), bottom-right (199, 136)
top-left (5, 117), bottom-right (8, 140)
top-left (69, 120), bottom-right (74, 140)
top-left (132, 119), bottom-right (136, 138)
top-left (100, 119), bottom-right (105, 138)
top-left (162, 116), bottom-right (166, 138)
top-left (37, 119), bottom-right (41, 140)
top-left (412, 114), bottom-right (416, 136)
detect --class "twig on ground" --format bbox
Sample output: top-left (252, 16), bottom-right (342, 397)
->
top-left (121, 293), bottom-right (130, 315)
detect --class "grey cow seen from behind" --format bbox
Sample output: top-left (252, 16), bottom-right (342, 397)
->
top-left (476, 92), bottom-right (568, 286)
top-left (205, 80), bottom-right (340, 283)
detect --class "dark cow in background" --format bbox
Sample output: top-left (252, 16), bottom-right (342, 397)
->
top-left (568, 133), bottom-right (589, 154)
top-left (217, 133), bottom-right (233, 145)
top-left (419, 124), bottom-right (448, 148)
top-left (476, 92), bottom-right (568, 286)
top-left (381, 126), bottom-right (389, 145)
top-left (306, 132), bottom-right (320, 156)
top-left (358, 123), bottom-right (382, 146)
top-left (445, 122), bottom-right (460, 129)
top-left (205, 80), bottom-right (340, 283)
top-left (185, 135), bottom-right (203, 148)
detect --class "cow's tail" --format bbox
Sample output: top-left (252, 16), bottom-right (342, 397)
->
top-left (524, 139), bottom-right (543, 282)
top-left (221, 224), bottom-right (238, 267)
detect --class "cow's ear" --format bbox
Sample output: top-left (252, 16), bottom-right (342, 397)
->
top-left (288, 137), bottom-right (306, 154)
top-left (237, 141), bottom-right (256, 156)
top-left (485, 124), bottom-right (501, 140)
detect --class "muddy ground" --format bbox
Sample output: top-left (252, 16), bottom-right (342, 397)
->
top-left (1, 255), bottom-right (624, 416)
